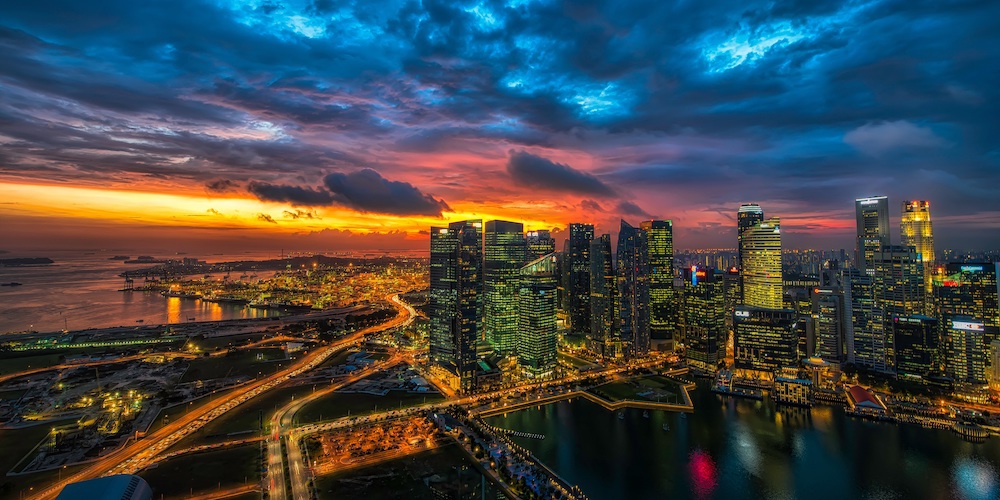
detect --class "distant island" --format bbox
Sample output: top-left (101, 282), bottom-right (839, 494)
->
top-left (0, 257), bottom-right (54, 267)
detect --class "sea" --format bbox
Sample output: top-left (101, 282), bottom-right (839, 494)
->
top-left (0, 250), bottom-right (290, 334)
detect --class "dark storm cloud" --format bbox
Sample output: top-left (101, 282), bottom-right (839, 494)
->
top-left (507, 150), bottom-right (615, 197)
top-left (617, 201), bottom-right (653, 219)
top-left (205, 179), bottom-right (240, 192)
top-left (1, 0), bottom-right (999, 246)
top-left (322, 169), bottom-right (451, 216)
top-left (247, 181), bottom-right (335, 206)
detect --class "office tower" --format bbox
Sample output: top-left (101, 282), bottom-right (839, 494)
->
top-left (934, 263), bottom-right (1000, 329)
top-left (641, 220), bottom-right (677, 350)
top-left (722, 268), bottom-right (741, 360)
top-left (682, 266), bottom-right (725, 371)
top-left (842, 268), bottom-right (886, 372)
top-left (483, 220), bottom-right (526, 355)
top-left (855, 196), bottom-right (890, 274)
top-left (567, 223), bottom-right (594, 334)
top-left (428, 220), bottom-right (483, 392)
top-left (737, 204), bottom-right (764, 303)
top-left (989, 340), bottom-right (1000, 392)
top-left (873, 245), bottom-right (925, 318)
top-left (617, 220), bottom-right (650, 358)
top-left (589, 234), bottom-right (617, 357)
top-left (892, 315), bottom-right (938, 379)
top-left (733, 306), bottom-right (798, 372)
top-left (517, 253), bottom-right (559, 378)
top-left (945, 317), bottom-right (989, 384)
top-left (900, 200), bottom-right (935, 296)
top-left (526, 230), bottom-right (556, 260)
top-left (742, 217), bottom-right (783, 309)
top-left (812, 287), bottom-right (848, 366)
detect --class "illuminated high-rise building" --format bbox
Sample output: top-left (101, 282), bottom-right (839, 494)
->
top-left (722, 268), bottom-right (741, 360)
top-left (989, 340), bottom-right (1000, 392)
top-left (682, 266), bottom-right (725, 371)
top-left (842, 268), bottom-right (886, 372)
top-left (900, 200), bottom-right (935, 296)
top-left (567, 223), bottom-right (594, 334)
top-left (855, 196), bottom-right (890, 274)
top-left (742, 217), bottom-right (783, 309)
top-left (873, 245), bottom-right (925, 318)
top-left (429, 220), bottom-right (483, 391)
top-left (517, 253), bottom-right (559, 378)
top-left (526, 230), bottom-right (556, 260)
top-left (483, 220), bottom-right (526, 355)
top-left (589, 234), bottom-right (617, 357)
top-left (733, 306), bottom-right (798, 372)
top-left (945, 317), bottom-right (989, 384)
top-left (892, 315), bottom-right (938, 380)
top-left (934, 263), bottom-right (1000, 376)
top-left (811, 287), bottom-right (848, 366)
top-left (641, 220), bottom-right (677, 350)
top-left (737, 203), bottom-right (764, 303)
top-left (617, 220), bottom-right (650, 359)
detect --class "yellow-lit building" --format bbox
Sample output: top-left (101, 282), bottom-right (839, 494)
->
top-left (742, 217), bottom-right (782, 310)
top-left (900, 200), bottom-right (935, 296)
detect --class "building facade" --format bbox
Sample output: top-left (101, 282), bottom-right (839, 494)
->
top-left (483, 220), bottom-right (526, 355)
top-left (682, 266), bottom-right (725, 371)
top-left (733, 306), bottom-right (798, 373)
top-left (741, 217), bottom-right (783, 309)
top-left (892, 315), bottom-right (938, 379)
top-left (856, 196), bottom-right (890, 274)
top-left (900, 200), bottom-right (935, 297)
top-left (737, 203), bottom-right (764, 304)
top-left (429, 220), bottom-right (483, 392)
top-left (617, 220), bottom-right (650, 359)
top-left (567, 223), bottom-right (594, 334)
top-left (589, 234), bottom-right (617, 357)
top-left (641, 220), bottom-right (677, 350)
top-left (517, 253), bottom-right (559, 378)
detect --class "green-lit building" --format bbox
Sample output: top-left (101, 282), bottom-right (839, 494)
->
top-left (518, 253), bottom-right (559, 378)
top-left (484, 220), bottom-right (526, 355)
top-left (641, 220), bottom-right (677, 351)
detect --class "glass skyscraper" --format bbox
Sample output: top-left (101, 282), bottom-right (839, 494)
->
top-left (737, 203), bottom-right (764, 304)
top-left (617, 220), bottom-right (650, 359)
top-left (567, 223), bottom-right (594, 334)
top-left (588, 234), bottom-right (617, 358)
top-left (682, 266), bottom-right (725, 371)
top-left (526, 230), bottom-right (556, 260)
top-left (484, 220), bottom-right (526, 355)
top-left (428, 220), bottom-right (483, 392)
top-left (900, 200), bottom-right (935, 296)
top-left (641, 220), bottom-right (676, 350)
top-left (855, 196), bottom-right (890, 274)
top-left (741, 217), bottom-right (783, 310)
top-left (517, 253), bottom-right (559, 378)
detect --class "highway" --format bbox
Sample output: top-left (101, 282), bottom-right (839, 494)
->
top-left (38, 294), bottom-right (414, 500)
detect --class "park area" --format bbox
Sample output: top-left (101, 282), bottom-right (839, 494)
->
top-left (589, 375), bottom-right (686, 404)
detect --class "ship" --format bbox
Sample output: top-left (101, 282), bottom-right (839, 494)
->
top-left (0, 282), bottom-right (23, 287)
top-left (109, 255), bottom-right (130, 261)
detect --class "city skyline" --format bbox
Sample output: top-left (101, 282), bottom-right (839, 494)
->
top-left (2, 0), bottom-right (1000, 252)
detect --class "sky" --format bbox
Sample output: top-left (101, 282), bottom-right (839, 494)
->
top-left (1, 0), bottom-right (999, 254)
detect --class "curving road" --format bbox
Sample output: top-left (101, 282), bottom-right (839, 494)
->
top-left (38, 294), bottom-right (414, 500)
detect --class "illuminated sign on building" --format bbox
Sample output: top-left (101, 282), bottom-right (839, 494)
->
top-left (735, 310), bottom-right (751, 318)
top-left (960, 265), bottom-right (984, 272)
top-left (952, 321), bottom-right (985, 331)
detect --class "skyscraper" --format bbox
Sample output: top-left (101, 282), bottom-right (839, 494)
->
top-left (428, 220), bottom-right (483, 392)
top-left (567, 223), bottom-right (594, 334)
top-left (945, 317), bottom-right (989, 384)
top-left (934, 262), bottom-right (1000, 377)
top-left (842, 268), bottom-right (886, 372)
top-left (483, 220), bottom-right (526, 355)
top-left (873, 245), bottom-right (925, 319)
top-left (526, 230), bottom-right (556, 260)
top-left (682, 266), bottom-right (725, 371)
top-left (517, 253), bottom-right (559, 378)
top-left (892, 315), bottom-right (938, 379)
top-left (733, 306), bottom-right (798, 372)
top-left (737, 203), bottom-right (764, 304)
top-left (811, 287), bottom-right (848, 366)
top-left (641, 220), bottom-right (676, 350)
top-left (856, 196), bottom-right (890, 274)
top-left (742, 217), bottom-right (783, 310)
top-left (617, 220), bottom-right (650, 359)
top-left (900, 200), bottom-right (935, 296)
top-left (589, 234), bottom-right (617, 357)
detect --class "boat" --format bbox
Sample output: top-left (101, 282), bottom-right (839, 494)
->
top-left (662, 423), bottom-right (670, 431)
top-left (617, 411), bottom-right (625, 420)
top-left (0, 282), bottom-right (23, 287)
top-left (109, 255), bottom-right (130, 261)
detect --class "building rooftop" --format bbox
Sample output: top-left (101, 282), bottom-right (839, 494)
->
top-left (56, 474), bottom-right (152, 500)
